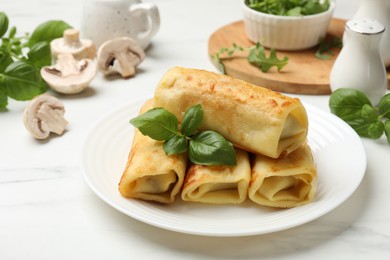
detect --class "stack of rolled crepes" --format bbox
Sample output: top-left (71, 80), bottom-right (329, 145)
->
top-left (118, 67), bottom-right (317, 208)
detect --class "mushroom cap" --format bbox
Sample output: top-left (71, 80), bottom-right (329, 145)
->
top-left (97, 37), bottom-right (145, 78)
top-left (41, 53), bottom-right (97, 94)
top-left (23, 94), bottom-right (68, 139)
top-left (51, 28), bottom-right (96, 62)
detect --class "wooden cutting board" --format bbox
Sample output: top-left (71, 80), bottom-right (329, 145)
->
top-left (208, 18), bottom-right (390, 95)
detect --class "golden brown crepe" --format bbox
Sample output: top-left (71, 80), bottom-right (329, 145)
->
top-left (153, 67), bottom-right (308, 158)
top-left (181, 149), bottom-right (251, 204)
top-left (248, 144), bottom-right (317, 208)
top-left (118, 100), bottom-right (187, 203)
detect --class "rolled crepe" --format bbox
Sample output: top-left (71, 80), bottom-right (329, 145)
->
top-left (118, 99), bottom-right (187, 203)
top-left (248, 144), bottom-right (317, 208)
top-left (153, 67), bottom-right (308, 158)
top-left (182, 149), bottom-right (251, 204)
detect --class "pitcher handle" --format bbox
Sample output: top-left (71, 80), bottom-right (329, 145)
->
top-left (129, 3), bottom-right (160, 43)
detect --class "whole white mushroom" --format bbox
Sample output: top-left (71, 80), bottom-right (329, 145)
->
top-left (97, 37), bottom-right (145, 78)
top-left (41, 53), bottom-right (97, 94)
top-left (23, 94), bottom-right (68, 139)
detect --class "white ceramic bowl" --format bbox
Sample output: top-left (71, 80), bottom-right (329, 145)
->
top-left (242, 1), bottom-right (335, 51)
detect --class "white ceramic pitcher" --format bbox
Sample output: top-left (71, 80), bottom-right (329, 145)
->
top-left (330, 18), bottom-right (387, 105)
top-left (353, 0), bottom-right (390, 67)
top-left (81, 0), bottom-right (160, 50)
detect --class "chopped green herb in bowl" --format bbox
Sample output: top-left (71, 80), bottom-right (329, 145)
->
top-left (245, 0), bottom-right (331, 16)
top-left (242, 0), bottom-right (335, 50)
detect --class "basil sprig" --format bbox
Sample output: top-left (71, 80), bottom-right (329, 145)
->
top-left (211, 43), bottom-right (288, 74)
top-left (130, 104), bottom-right (237, 166)
top-left (329, 88), bottom-right (390, 143)
top-left (248, 43), bottom-right (288, 72)
top-left (0, 12), bottom-right (71, 110)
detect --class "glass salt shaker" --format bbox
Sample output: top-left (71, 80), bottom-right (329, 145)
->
top-left (330, 18), bottom-right (387, 105)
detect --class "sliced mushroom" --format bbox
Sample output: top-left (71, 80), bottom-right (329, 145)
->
top-left (41, 53), bottom-right (97, 94)
top-left (97, 37), bottom-right (145, 78)
top-left (23, 94), bottom-right (68, 140)
top-left (51, 28), bottom-right (96, 63)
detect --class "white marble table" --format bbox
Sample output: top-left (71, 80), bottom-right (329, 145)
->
top-left (1, 0), bottom-right (390, 259)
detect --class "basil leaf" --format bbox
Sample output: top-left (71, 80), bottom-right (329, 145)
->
top-left (131, 105), bottom-right (239, 164)
top-left (329, 88), bottom-right (372, 120)
top-left (384, 120), bottom-right (390, 144)
top-left (27, 41), bottom-right (51, 68)
top-left (0, 50), bottom-right (13, 72)
top-left (378, 93), bottom-right (390, 119)
top-left (342, 116), bottom-right (370, 137)
top-left (367, 121), bottom-right (384, 139)
top-left (342, 105), bottom-right (381, 138)
top-left (189, 130), bottom-right (236, 166)
top-left (130, 108), bottom-right (179, 141)
top-left (0, 85), bottom-right (7, 110)
top-left (361, 104), bottom-right (378, 122)
top-left (0, 12), bottom-right (9, 38)
top-left (8, 26), bottom-right (16, 38)
top-left (0, 61), bottom-right (47, 101)
top-left (342, 105), bottom-right (378, 137)
top-left (163, 135), bottom-right (188, 155)
top-left (181, 104), bottom-right (203, 136)
top-left (27, 20), bottom-right (72, 47)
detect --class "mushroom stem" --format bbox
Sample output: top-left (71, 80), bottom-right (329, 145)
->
top-left (51, 28), bottom-right (96, 62)
top-left (63, 28), bottom-right (82, 48)
top-left (37, 103), bottom-right (68, 135)
top-left (115, 52), bottom-right (136, 78)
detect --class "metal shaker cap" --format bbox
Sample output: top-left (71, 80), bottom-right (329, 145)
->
top-left (346, 18), bottom-right (385, 35)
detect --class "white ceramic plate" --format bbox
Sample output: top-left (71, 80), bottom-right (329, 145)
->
top-left (81, 98), bottom-right (366, 237)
